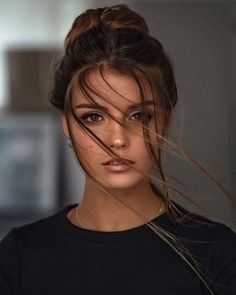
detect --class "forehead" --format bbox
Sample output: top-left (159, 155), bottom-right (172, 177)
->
top-left (72, 69), bottom-right (153, 110)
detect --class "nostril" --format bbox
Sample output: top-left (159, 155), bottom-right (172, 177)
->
top-left (110, 139), bottom-right (127, 148)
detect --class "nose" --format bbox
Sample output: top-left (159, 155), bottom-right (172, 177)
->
top-left (108, 119), bottom-right (129, 149)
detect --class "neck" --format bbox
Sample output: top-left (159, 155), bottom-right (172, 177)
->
top-left (70, 177), bottom-right (165, 231)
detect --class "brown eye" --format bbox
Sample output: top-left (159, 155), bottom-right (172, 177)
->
top-left (80, 113), bottom-right (103, 123)
top-left (131, 112), bottom-right (143, 121)
top-left (130, 111), bottom-right (153, 122)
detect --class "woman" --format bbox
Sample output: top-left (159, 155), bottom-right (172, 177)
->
top-left (0, 4), bottom-right (235, 295)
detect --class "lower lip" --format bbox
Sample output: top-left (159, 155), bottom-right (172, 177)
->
top-left (103, 163), bottom-right (130, 172)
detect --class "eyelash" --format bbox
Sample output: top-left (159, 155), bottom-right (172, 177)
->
top-left (78, 111), bottom-right (154, 124)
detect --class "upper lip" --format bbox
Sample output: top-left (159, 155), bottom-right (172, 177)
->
top-left (102, 158), bottom-right (135, 165)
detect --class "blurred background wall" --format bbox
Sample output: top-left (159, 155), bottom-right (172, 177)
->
top-left (0, 0), bottom-right (235, 239)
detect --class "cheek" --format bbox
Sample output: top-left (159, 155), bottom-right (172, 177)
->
top-left (76, 131), bottom-right (101, 152)
top-left (80, 138), bottom-right (94, 151)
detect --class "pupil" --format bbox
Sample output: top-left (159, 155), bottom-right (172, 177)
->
top-left (135, 113), bottom-right (143, 120)
top-left (91, 114), bottom-right (98, 121)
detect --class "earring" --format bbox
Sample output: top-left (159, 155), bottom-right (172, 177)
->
top-left (68, 139), bottom-right (73, 148)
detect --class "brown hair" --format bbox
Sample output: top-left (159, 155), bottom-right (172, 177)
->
top-left (51, 3), bottom-right (178, 214)
top-left (50, 4), bottom-right (233, 294)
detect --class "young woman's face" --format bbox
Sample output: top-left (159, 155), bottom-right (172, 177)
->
top-left (63, 69), bottom-right (157, 190)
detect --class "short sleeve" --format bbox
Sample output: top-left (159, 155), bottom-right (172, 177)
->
top-left (0, 228), bottom-right (23, 295)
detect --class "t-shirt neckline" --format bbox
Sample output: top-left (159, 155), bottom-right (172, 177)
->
top-left (58, 203), bottom-right (170, 242)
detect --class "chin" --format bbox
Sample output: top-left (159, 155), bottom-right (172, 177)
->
top-left (98, 175), bottom-right (145, 190)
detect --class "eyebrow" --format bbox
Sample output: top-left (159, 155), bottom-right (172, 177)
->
top-left (75, 101), bottom-right (155, 111)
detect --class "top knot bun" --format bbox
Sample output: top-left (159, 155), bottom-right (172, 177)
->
top-left (65, 4), bottom-right (149, 51)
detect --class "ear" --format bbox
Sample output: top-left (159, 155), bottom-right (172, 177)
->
top-left (61, 113), bottom-right (69, 138)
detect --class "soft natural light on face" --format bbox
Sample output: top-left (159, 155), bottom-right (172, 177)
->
top-left (62, 69), bottom-right (157, 190)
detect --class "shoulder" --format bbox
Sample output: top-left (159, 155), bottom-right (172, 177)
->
top-left (184, 217), bottom-right (236, 258)
top-left (169, 202), bottom-right (236, 243)
top-left (165, 202), bottom-right (236, 263)
top-left (167, 203), bottom-right (236, 293)
top-left (171, 204), bottom-right (236, 268)
top-left (189, 215), bottom-right (236, 245)
top-left (0, 204), bottom-right (75, 248)
top-left (0, 207), bottom-right (73, 293)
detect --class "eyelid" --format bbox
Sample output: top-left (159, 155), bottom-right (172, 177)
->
top-left (129, 109), bottom-right (151, 114)
top-left (129, 109), bottom-right (154, 116)
top-left (78, 111), bottom-right (103, 117)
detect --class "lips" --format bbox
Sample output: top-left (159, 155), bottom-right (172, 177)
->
top-left (102, 158), bottom-right (135, 165)
top-left (102, 158), bottom-right (134, 173)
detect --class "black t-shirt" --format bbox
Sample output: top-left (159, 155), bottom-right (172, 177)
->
top-left (0, 203), bottom-right (236, 295)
